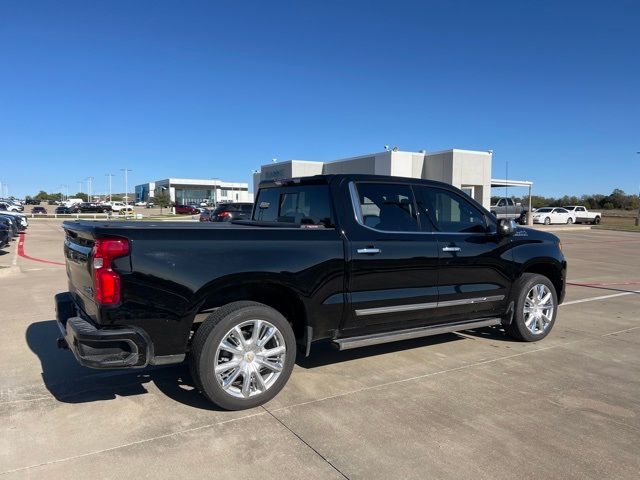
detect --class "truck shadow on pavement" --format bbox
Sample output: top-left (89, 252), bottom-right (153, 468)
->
top-left (26, 320), bottom-right (511, 409)
top-left (26, 320), bottom-right (222, 410)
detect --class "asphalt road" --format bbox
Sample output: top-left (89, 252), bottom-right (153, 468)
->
top-left (1, 221), bottom-right (639, 479)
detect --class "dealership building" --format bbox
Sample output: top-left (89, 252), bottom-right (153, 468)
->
top-left (135, 178), bottom-right (252, 205)
top-left (254, 149), bottom-right (497, 208)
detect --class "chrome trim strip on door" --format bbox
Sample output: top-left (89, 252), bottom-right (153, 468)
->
top-left (437, 295), bottom-right (505, 308)
top-left (355, 301), bottom-right (439, 316)
top-left (354, 294), bottom-right (506, 316)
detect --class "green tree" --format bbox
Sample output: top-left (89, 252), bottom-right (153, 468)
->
top-left (72, 192), bottom-right (88, 202)
top-left (154, 191), bottom-right (171, 214)
top-left (34, 190), bottom-right (49, 201)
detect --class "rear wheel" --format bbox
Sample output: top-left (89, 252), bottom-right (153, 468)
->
top-left (190, 301), bottom-right (296, 410)
top-left (566, 217), bottom-right (573, 224)
top-left (505, 273), bottom-right (558, 342)
top-left (544, 217), bottom-right (551, 225)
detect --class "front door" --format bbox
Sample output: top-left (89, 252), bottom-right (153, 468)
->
top-left (342, 181), bottom-right (440, 334)
top-left (414, 186), bottom-right (513, 323)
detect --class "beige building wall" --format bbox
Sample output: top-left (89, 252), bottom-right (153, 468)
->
top-left (255, 149), bottom-right (493, 209)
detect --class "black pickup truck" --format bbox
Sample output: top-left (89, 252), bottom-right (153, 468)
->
top-left (56, 174), bottom-right (566, 410)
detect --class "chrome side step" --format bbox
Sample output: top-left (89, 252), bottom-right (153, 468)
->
top-left (332, 317), bottom-right (502, 350)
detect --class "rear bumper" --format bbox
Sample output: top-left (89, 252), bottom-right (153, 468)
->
top-left (55, 292), bottom-right (152, 369)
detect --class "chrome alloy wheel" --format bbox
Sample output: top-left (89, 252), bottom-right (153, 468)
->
top-left (523, 284), bottom-right (555, 335)
top-left (214, 320), bottom-right (286, 399)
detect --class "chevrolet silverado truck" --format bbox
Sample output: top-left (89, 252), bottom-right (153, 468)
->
top-left (490, 197), bottom-right (528, 224)
top-left (55, 174), bottom-right (566, 410)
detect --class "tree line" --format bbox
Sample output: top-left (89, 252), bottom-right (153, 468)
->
top-left (492, 188), bottom-right (640, 211)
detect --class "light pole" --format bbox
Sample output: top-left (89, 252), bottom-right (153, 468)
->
top-left (120, 168), bottom-right (132, 202)
top-left (105, 173), bottom-right (114, 202)
top-left (636, 152), bottom-right (640, 226)
top-left (86, 176), bottom-right (94, 201)
top-left (121, 168), bottom-right (132, 217)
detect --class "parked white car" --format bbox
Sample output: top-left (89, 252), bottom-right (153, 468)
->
top-left (0, 201), bottom-right (22, 212)
top-left (563, 206), bottom-right (602, 224)
top-left (107, 201), bottom-right (131, 212)
top-left (532, 207), bottom-right (577, 225)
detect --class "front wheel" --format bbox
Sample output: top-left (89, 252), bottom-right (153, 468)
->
top-left (505, 273), bottom-right (558, 342)
top-left (190, 301), bottom-right (296, 410)
top-left (544, 217), bottom-right (551, 225)
top-left (566, 217), bottom-right (573, 224)
top-left (593, 216), bottom-right (601, 225)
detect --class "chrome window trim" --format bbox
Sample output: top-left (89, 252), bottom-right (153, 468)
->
top-left (348, 181), bottom-right (495, 236)
top-left (354, 295), bottom-right (505, 316)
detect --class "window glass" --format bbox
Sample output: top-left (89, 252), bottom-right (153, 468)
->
top-left (416, 187), bottom-right (487, 233)
top-left (252, 185), bottom-right (333, 227)
top-left (355, 183), bottom-right (419, 232)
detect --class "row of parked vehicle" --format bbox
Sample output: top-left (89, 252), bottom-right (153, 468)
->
top-left (0, 204), bottom-right (29, 249)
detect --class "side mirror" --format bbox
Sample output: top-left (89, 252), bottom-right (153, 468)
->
top-left (497, 218), bottom-right (516, 236)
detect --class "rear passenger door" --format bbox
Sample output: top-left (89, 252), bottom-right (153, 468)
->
top-left (414, 186), bottom-right (513, 323)
top-left (343, 181), bottom-right (441, 332)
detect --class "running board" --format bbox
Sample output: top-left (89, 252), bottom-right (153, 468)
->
top-left (332, 318), bottom-right (502, 351)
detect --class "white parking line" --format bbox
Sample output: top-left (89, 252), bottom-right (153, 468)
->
top-left (561, 290), bottom-right (640, 306)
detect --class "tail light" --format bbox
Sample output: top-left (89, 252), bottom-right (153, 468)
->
top-left (218, 211), bottom-right (231, 219)
top-left (92, 238), bottom-right (129, 305)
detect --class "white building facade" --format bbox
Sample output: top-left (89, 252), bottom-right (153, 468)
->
top-left (135, 178), bottom-right (252, 205)
top-left (254, 149), bottom-right (492, 208)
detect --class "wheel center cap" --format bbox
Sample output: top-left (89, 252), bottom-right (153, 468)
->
top-left (244, 352), bottom-right (255, 363)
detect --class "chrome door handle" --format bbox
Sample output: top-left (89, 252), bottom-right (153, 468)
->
top-left (357, 248), bottom-right (381, 254)
top-left (442, 246), bottom-right (461, 252)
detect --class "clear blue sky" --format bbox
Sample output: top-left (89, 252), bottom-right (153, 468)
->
top-left (1, 0), bottom-right (638, 198)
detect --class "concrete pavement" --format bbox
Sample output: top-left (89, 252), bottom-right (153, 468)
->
top-left (1, 223), bottom-right (639, 479)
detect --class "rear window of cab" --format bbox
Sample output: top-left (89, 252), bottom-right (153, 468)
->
top-left (252, 185), bottom-right (334, 227)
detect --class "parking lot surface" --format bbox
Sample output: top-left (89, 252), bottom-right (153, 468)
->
top-left (1, 222), bottom-right (639, 479)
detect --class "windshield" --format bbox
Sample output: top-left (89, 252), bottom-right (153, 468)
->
top-left (536, 208), bottom-right (552, 213)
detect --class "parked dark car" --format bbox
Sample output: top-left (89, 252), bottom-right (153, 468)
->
top-left (25, 198), bottom-right (40, 205)
top-left (70, 203), bottom-right (112, 214)
top-left (174, 204), bottom-right (199, 215)
top-left (210, 202), bottom-right (253, 222)
top-left (198, 209), bottom-right (212, 222)
top-left (0, 224), bottom-right (9, 247)
top-left (55, 206), bottom-right (72, 214)
top-left (0, 215), bottom-right (19, 238)
top-left (31, 206), bottom-right (47, 215)
top-left (56, 174), bottom-right (566, 411)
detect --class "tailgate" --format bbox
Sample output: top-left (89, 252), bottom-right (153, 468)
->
top-left (63, 226), bottom-right (96, 307)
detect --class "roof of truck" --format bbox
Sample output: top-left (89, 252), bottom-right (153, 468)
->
top-left (258, 174), bottom-right (455, 190)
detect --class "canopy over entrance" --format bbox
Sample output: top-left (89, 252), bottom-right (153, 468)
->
top-left (490, 179), bottom-right (534, 225)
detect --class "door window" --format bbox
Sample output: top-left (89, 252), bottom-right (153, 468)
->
top-left (353, 183), bottom-right (419, 232)
top-left (416, 187), bottom-right (487, 233)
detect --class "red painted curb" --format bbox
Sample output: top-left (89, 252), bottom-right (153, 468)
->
top-left (18, 232), bottom-right (65, 266)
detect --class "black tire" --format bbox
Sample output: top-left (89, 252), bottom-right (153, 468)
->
top-left (593, 216), bottom-right (601, 225)
top-left (566, 217), bottom-right (573, 224)
top-left (190, 301), bottom-right (296, 410)
top-left (504, 273), bottom-right (558, 342)
top-left (544, 217), bottom-right (551, 225)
